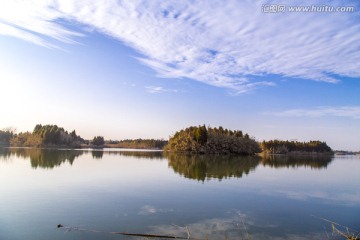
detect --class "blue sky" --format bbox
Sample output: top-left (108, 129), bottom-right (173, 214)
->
top-left (0, 0), bottom-right (359, 150)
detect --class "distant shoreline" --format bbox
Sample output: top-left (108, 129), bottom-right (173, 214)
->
top-left (2, 124), bottom-right (359, 153)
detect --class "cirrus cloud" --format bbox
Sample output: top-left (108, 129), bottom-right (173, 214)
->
top-left (1, 0), bottom-right (359, 93)
top-left (145, 86), bottom-right (179, 94)
top-left (264, 106), bottom-right (360, 119)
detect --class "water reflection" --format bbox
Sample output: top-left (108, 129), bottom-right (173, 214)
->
top-left (164, 153), bottom-right (334, 181)
top-left (0, 148), bottom-right (358, 240)
top-left (0, 147), bottom-right (12, 161)
top-left (0, 148), bottom-right (333, 172)
top-left (0, 148), bottom-right (164, 168)
top-left (91, 150), bottom-right (103, 159)
top-left (165, 153), bottom-right (261, 181)
top-left (261, 154), bottom-right (333, 169)
top-left (148, 211), bottom-right (250, 240)
top-left (147, 211), bottom-right (327, 240)
top-left (0, 148), bottom-right (82, 169)
top-left (103, 150), bottom-right (163, 159)
top-left (83, 149), bottom-right (164, 159)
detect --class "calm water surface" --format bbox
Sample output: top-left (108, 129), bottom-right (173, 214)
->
top-left (0, 148), bottom-right (359, 240)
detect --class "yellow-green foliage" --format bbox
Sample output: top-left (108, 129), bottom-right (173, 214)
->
top-left (164, 125), bottom-right (261, 155)
top-left (10, 124), bottom-right (85, 148)
top-left (10, 132), bottom-right (42, 147)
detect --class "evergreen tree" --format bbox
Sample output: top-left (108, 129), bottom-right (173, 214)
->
top-left (92, 136), bottom-right (105, 146)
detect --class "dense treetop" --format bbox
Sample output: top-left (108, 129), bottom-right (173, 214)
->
top-left (164, 125), bottom-right (261, 155)
top-left (92, 136), bottom-right (105, 146)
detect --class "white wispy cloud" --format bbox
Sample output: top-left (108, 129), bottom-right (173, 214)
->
top-left (1, 0), bottom-right (359, 92)
top-left (145, 86), bottom-right (178, 94)
top-left (264, 106), bottom-right (360, 119)
top-left (0, 0), bottom-right (83, 48)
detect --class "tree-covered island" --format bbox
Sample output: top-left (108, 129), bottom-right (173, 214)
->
top-left (164, 125), bottom-right (261, 155)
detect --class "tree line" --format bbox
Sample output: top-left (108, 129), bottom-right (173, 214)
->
top-left (106, 139), bottom-right (167, 149)
top-left (1, 124), bottom-right (334, 154)
top-left (0, 124), bottom-right (166, 149)
top-left (260, 140), bottom-right (332, 154)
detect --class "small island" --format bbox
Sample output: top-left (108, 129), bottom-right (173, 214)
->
top-left (164, 125), bottom-right (261, 155)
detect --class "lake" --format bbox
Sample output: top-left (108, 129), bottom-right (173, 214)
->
top-left (0, 148), bottom-right (359, 240)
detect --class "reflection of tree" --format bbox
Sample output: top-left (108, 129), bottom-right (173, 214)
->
top-left (91, 150), bottom-right (104, 159)
top-left (0, 148), bottom-right (83, 169)
top-left (261, 154), bottom-right (333, 169)
top-left (99, 150), bottom-right (164, 160)
top-left (164, 153), bottom-right (261, 181)
top-left (0, 148), bottom-right (12, 161)
top-left (29, 150), bottom-right (82, 169)
top-left (0, 148), bottom-right (164, 165)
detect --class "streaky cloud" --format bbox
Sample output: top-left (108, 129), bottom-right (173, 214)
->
top-left (145, 86), bottom-right (178, 94)
top-left (1, 0), bottom-right (359, 92)
top-left (0, 0), bottom-right (82, 48)
top-left (264, 106), bottom-right (360, 119)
